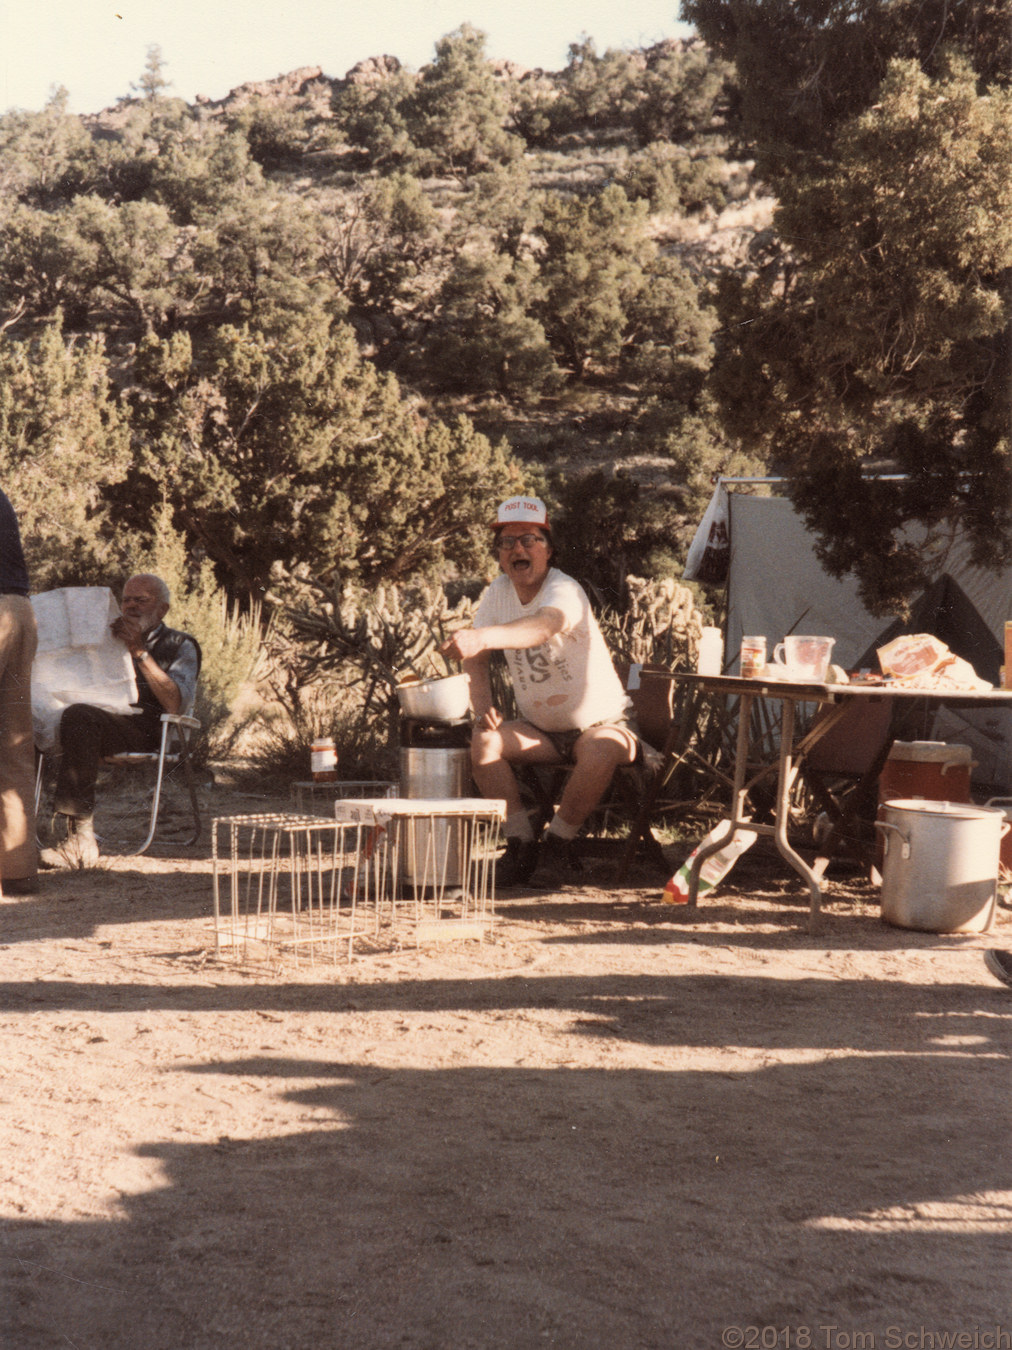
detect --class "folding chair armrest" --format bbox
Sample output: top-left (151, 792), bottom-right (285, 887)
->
top-left (160, 713), bottom-right (201, 731)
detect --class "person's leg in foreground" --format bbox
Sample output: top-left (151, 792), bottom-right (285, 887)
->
top-left (0, 595), bottom-right (39, 893)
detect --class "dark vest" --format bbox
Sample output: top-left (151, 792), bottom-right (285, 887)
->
top-left (132, 623), bottom-right (202, 727)
top-left (0, 490), bottom-right (30, 596)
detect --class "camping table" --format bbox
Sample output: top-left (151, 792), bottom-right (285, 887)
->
top-left (661, 673), bottom-right (1012, 931)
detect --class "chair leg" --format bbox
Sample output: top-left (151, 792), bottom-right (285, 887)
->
top-left (123, 724), bottom-right (202, 857)
top-left (176, 732), bottom-right (202, 847)
top-left (126, 753), bottom-right (166, 857)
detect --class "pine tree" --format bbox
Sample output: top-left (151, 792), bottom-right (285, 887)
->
top-left (685, 0), bottom-right (1012, 611)
top-left (0, 321), bottom-right (131, 590)
top-left (535, 185), bottom-right (654, 376)
top-left (131, 45), bottom-right (172, 102)
top-left (404, 25), bottom-right (523, 178)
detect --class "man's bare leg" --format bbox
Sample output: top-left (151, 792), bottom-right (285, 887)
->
top-left (470, 719), bottom-right (561, 824)
top-left (471, 719), bottom-right (562, 885)
top-left (554, 725), bottom-right (638, 832)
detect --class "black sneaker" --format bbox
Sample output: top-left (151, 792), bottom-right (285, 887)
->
top-left (496, 836), bottom-right (540, 888)
top-left (984, 949), bottom-right (1012, 988)
top-left (537, 833), bottom-right (583, 884)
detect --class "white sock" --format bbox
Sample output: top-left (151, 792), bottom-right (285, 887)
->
top-left (505, 811), bottom-right (536, 842)
top-left (548, 814), bottom-right (579, 841)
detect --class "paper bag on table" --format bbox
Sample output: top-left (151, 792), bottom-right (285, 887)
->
top-left (876, 633), bottom-right (992, 691)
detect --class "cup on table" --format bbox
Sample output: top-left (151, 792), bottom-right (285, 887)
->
top-left (772, 635), bottom-right (835, 682)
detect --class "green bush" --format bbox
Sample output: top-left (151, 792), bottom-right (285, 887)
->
top-left (137, 507), bottom-right (264, 762)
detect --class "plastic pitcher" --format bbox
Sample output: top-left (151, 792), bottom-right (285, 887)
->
top-left (772, 635), bottom-right (835, 682)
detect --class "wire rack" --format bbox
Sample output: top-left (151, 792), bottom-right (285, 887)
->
top-left (211, 813), bottom-right (388, 969)
top-left (332, 797), bottom-right (504, 942)
top-left (211, 799), bottom-right (504, 969)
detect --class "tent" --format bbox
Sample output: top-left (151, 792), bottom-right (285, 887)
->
top-left (686, 485), bottom-right (1012, 791)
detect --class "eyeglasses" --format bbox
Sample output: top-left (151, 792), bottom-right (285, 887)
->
top-left (496, 533), bottom-right (547, 552)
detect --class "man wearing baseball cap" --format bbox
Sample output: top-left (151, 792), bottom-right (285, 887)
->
top-left (440, 495), bottom-right (638, 886)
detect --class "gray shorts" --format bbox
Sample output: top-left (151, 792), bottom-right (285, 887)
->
top-left (541, 713), bottom-right (642, 764)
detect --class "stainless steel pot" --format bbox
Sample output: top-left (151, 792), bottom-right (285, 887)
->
top-left (396, 674), bottom-right (469, 722)
top-left (876, 798), bottom-right (1009, 932)
top-left (399, 746), bottom-right (470, 885)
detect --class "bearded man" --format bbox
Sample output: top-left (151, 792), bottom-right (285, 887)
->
top-left (42, 574), bottom-right (200, 869)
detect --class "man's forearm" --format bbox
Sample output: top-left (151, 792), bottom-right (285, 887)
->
top-left (441, 607), bottom-right (565, 666)
top-left (478, 607), bottom-right (565, 652)
top-left (137, 653), bottom-right (182, 713)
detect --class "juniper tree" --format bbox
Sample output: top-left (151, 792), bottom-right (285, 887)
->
top-left (685, 0), bottom-right (1012, 611)
top-left (0, 321), bottom-right (131, 589)
top-left (403, 25), bottom-right (523, 178)
top-left (120, 308), bottom-right (522, 601)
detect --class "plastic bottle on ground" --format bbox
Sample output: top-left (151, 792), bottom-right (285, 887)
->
top-left (663, 821), bottom-right (758, 903)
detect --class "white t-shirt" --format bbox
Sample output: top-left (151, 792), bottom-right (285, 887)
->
top-left (473, 568), bottom-right (630, 732)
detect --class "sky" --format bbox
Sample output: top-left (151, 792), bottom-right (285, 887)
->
top-left (2, 1), bottom-right (694, 116)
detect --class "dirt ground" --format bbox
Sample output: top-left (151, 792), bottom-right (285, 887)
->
top-left (3, 782), bottom-right (1011, 1350)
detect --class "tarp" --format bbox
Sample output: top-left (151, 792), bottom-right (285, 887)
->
top-left (718, 494), bottom-right (1012, 790)
top-left (31, 587), bottom-right (138, 752)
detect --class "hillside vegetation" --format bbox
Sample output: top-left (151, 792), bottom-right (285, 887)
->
top-left (1, 9), bottom-right (1008, 624)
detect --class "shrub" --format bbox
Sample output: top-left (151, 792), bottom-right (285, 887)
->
top-left (598, 575), bottom-right (704, 669)
top-left (137, 507), bottom-right (264, 762)
top-left (255, 577), bottom-right (481, 782)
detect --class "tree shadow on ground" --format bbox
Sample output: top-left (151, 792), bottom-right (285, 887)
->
top-left (4, 968), bottom-right (1010, 1348)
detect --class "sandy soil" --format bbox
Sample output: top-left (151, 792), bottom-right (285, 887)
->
top-left (3, 784), bottom-right (1010, 1350)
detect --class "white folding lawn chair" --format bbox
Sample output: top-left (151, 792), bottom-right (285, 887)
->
top-left (35, 708), bottom-right (203, 857)
top-left (101, 709), bottom-right (203, 855)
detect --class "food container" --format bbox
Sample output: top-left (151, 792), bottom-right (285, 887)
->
top-left (986, 798), bottom-right (1012, 874)
top-left (697, 627), bottom-right (723, 675)
top-left (877, 740), bottom-right (972, 808)
top-left (395, 673), bottom-right (470, 722)
top-left (310, 738), bottom-right (338, 782)
top-left (739, 636), bottom-right (766, 680)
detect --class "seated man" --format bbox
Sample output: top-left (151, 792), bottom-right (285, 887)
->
top-left (41, 574), bottom-right (201, 868)
top-left (440, 496), bottom-right (638, 886)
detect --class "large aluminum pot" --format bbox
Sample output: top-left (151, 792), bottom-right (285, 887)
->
top-left (396, 673), bottom-right (470, 722)
top-left (399, 746), bottom-right (470, 884)
top-left (876, 798), bottom-right (1009, 933)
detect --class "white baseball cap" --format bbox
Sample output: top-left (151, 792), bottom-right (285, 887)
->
top-left (493, 495), bottom-right (550, 530)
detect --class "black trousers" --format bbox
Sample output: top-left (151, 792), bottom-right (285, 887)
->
top-left (53, 704), bottom-right (161, 818)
